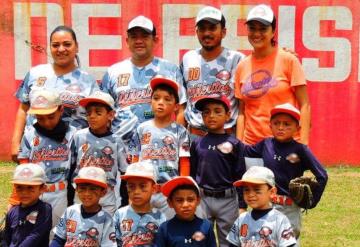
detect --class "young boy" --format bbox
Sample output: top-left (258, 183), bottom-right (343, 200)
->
top-left (72, 91), bottom-right (128, 215)
top-left (154, 176), bottom-right (216, 246)
top-left (226, 166), bottom-right (297, 247)
top-left (113, 161), bottom-right (166, 247)
top-left (129, 76), bottom-right (190, 218)
top-left (14, 89), bottom-right (76, 229)
top-left (190, 94), bottom-right (247, 247)
top-left (5, 163), bottom-right (52, 247)
top-left (50, 166), bottom-right (116, 247)
top-left (244, 103), bottom-right (328, 238)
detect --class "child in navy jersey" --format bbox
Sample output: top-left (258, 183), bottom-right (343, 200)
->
top-left (190, 94), bottom-right (246, 247)
top-left (5, 164), bottom-right (52, 247)
top-left (244, 103), bottom-right (328, 239)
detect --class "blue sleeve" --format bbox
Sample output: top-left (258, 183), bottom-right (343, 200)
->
top-left (189, 139), bottom-right (198, 179)
top-left (206, 222), bottom-right (217, 247)
top-left (154, 223), bottom-right (167, 247)
top-left (15, 72), bottom-right (31, 103)
top-left (100, 72), bottom-right (117, 100)
top-left (244, 140), bottom-right (265, 158)
top-left (4, 211), bottom-right (13, 246)
top-left (18, 203), bottom-right (52, 247)
top-left (301, 145), bottom-right (328, 208)
top-left (234, 141), bottom-right (247, 209)
top-left (49, 234), bottom-right (66, 247)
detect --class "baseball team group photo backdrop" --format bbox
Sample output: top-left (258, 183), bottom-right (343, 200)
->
top-left (0, 0), bottom-right (359, 165)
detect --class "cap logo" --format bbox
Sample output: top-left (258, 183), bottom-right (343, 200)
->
top-left (33, 96), bottom-right (49, 107)
top-left (85, 168), bottom-right (100, 179)
top-left (19, 167), bottom-right (34, 178)
top-left (254, 7), bottom-right (267, 17)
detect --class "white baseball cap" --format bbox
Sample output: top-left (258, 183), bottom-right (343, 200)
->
top-left (79, 91), bottom-right (115, 110)
top-left (12, 163), bottom-right (46, 185)
top-left (120, 161), bottom-right (156, 183)
top-left (246, 4), bottom-right (274, 26)
top-left (196, 6), bottom-right (222, 25)
top-left (161, 176), bottom-right (200, 197)
top-left (233, 166), bottom-right (275, 187)
top-left (127, 15), bottom-right (155, 34)
top-left (271, 103), bottom-right (300, 121)
top-left (28, 89), bottom-right (62, 115)
top-left (74, 167), bottom-right (108, 189)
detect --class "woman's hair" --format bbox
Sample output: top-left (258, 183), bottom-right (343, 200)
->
top-left (270, 16), bottom-right (277, 46)
top-left (50, 25), bottom-right (80, 67)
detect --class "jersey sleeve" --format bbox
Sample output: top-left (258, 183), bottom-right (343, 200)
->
top-left (301, 145), bottom-right (328, 207)
top-left (100, 215), bottom-right (117, 247)
top-left (226, 216), bottom-right (242, 246)
top-left (53, 209), bottom-right (68, 240)
top-left (153, 223), bottom-right (167, 247)
top-left (99, 71), bottom-right (117, 101)
top-left (15, 72), bottom-right (32, 103)
top-left (244, 140), bottom-right (265, 158)
top-left (112, 210), bottom-right (123, 245)
top-left (189, 139), bottom-right (199, 179)
top-left (178, 127), bottom-right (190, 158)
top-left (175, 66), bottom-right (187, 105)
top-left (206, 221), bottom-right (217, 247)
top-left (17, 131), bottom-right (32, 160)
top-left (277, 215), bottom-right (297, 247)
top-left (287, 54), bottom-right (306, 87)
top-left (117, 138), bottom-right (129, 173)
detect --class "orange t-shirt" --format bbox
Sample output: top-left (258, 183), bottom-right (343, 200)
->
top-left (234, 47), bottom-right (306, 144)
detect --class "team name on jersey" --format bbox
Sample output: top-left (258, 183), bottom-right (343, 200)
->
top-left (187, 81), bottom-right (231, 102)
top-left (118, 88), bottom-right (152, 108)
top-left (142, 146), bottom-right (177, 161)
top-left (32, 146), bottom-right (70, 162)
top-left (121, 230), bottom-right (155, 247)
top-left (80, 156), bottom-right (114, 172)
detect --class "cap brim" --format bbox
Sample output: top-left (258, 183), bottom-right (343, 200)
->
top-left (150, 77), bottom-right (179, 92)
top-left (233, 179), bottom-right (271, 187)
top-left (161, 177), bottom-right (199, 197)
top-left (127, 26), bottom-right (153, 34)
top-left (246, 18), bottom-right (272, 26)
top-left (74, 178), bottom-right (108, 189)
top-left (11, 180), bottom-right (44, 185)
top-left (79, 98), bottom-right (114, 110)
top-left (196, 18), bottom-right (220, 25)
top-left (28, 106), bottom-right (58, 115)
top-left (120, 174), bottom-right (156, 183)
top-left (271, 109), bottom-right (300, 121)
top-left (194, 97), bottom-right (229, 112)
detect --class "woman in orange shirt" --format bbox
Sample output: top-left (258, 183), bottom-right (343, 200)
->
top-left (235, 4), bottom-right (310, 145)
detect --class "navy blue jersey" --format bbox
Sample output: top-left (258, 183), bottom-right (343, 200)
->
top-left (5, 200), bottom-right (52, 247)
top-left (190, 133), bottom-right (247, 207)
top-left (154, 216), bottom-right (216, 247)
top-left (245, 138), bottom-right (328, 207)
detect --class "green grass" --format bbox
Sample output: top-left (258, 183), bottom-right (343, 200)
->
top-left (0, 163), bottom-right (359, 245)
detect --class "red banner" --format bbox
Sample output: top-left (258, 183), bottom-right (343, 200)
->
top-left (1, 0), bottom-right (359, 165)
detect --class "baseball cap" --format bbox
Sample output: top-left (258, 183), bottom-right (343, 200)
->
top-left (127, 15), bottom-right (155, 34)
top-left (74, 167), bottom-right (108, 189)
top-left (79, 91), bottom-right (115, 110)
top-left (270, 103), bottom-right (300, 121)
top-left (12, 163), bottom-right (46, 185)
top-left (28, 89), bottom-right (62, 115)
top-left (194, 94), bottom-right (230, 112)
top-left (120, 161), bottom-right (156, 183)
top-left (196, 6), bottom-right (222, 25)
top-left (233, 166), bottom-right (275, 187)
top-left (150, 75), bottom-right (179, 93)
top-left (161, 176), bottom-right (200, 197)
top-left (246, 4), bottom-right (274, 26)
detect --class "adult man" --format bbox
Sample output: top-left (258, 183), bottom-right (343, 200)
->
top-left (100, 16), bottom-right (187, 206)
top-left (180, 6), bottom-right (245, 139)
top-left (100, 15), bottom-right (186, 147)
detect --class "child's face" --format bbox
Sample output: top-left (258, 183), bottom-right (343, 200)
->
top-left (14, 184), bottom-right (45, 207)
top-left (76, 183), bottom-right (106, 211)
top-left (85, 105), bottom-right (114, 134)
top-left (243, 183), bottom-right (276, 210)
top-left (168, 189), bottom-right (200, 221)
top-left (151, 89), bottom-right (179, 119)
top-left (270, 113), bottom-right (300, 142)
top-left (126, 178), bottom-right (156, 210)
top-left (202, 102), bottom-right (230, 134)
top-left (35, 107), bottom-right (63, 130)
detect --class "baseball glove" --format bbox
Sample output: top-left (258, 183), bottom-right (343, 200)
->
top-left (289, 176), bottom-right (319, 209)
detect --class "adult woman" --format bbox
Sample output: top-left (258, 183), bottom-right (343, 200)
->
top-left (235, 4), bottom-right (310, 145)
top-left (11, 25), bottom-right (98, 162)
